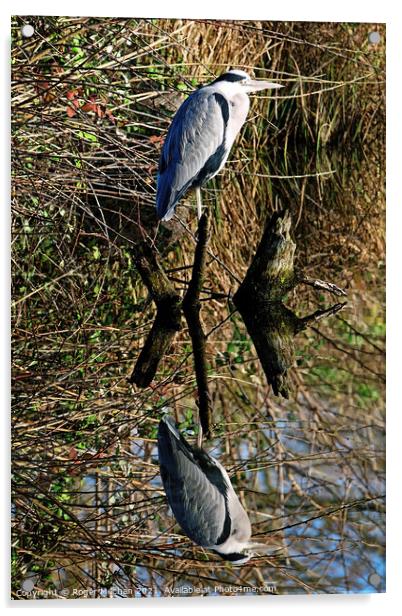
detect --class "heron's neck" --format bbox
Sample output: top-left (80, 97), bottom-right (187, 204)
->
top-left (226, 91), bottom-right (250, 146)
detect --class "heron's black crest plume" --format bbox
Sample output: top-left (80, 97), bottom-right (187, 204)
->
top-left (211, 72), bottom-right (247, 84)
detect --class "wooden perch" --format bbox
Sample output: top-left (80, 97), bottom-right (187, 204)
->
top-left (130, 212), bottom-right (213, 439)
top-left (183, 210), bottom-right (212, 439)
top-left (234, 209), bottom-right (347, 398)
top-left (129, 242), bottom-right (182, 387)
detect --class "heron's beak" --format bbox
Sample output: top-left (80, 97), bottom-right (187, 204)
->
top-left (246, 80), bottom-right (283, 92)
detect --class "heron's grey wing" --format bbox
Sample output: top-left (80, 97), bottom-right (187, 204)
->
top-left (158, 417), bottom-right (231, 547)
top-left (156, 90), bottom-right (229, 220)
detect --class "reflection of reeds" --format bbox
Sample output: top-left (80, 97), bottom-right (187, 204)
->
top-left (11, 17), bottom-right (385, 596)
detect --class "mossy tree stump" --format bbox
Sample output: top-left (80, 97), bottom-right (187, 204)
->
top-left (234, 210), bottom-right (346, 398)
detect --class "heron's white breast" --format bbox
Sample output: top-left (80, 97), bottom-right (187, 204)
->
top-left (208, 455), bottom-right (252, 553)
top-left (202, 82), bottom-right (251, 176)
top-left (225, 92), bottom-right (250, 148)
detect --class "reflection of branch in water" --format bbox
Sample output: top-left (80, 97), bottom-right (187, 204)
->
top-left (234, 209), bottom-right (347, 398)
top-left (129, 242), bottom-right (182, 387)
top-left (130, 213), bottom-right (213, 437)
top-left (300, 302), bottom-right (347, 325)
top-left (182, 211), bottom-right (212, 439)
top-left (234, 299), bottom-right (347, 398)
top-left (131, 209), bottom-right (346, 418)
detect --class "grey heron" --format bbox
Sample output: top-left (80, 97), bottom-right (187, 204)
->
top-left (157, 415), bottom-right (268, 565)
top-left (156, 69), bottom-right (283, 221)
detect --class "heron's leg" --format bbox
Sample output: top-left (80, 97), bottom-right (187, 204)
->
top-left (197, 413), bottom-right (203, 448)
top-left (195, 187), bottom-right (202, 220)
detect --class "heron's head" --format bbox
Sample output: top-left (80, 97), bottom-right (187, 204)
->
top-left (214, 549), bottom-right (251, 566)
top-left (215, 541), bottom-right (276, 566)
top-left (212, 69), bottom-right (283, 93)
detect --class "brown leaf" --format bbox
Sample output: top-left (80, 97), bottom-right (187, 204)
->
top-left (68, 446), bottom-right (78, 460)
top-left (149, 135), bottom-right (164, 145)
top-left (81, 102), bottom-right (96, 112)
top-left (36, 80), bottom-right (49, 91)
top-left (66, 89), bottom-right (78, 101)
top-left (66, 105), bottom-right (76, 118)
top-left (105, 109), bottom-right (116, 124)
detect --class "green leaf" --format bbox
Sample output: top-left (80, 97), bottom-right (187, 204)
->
top-left (77, 130), bottom-right (98, 143)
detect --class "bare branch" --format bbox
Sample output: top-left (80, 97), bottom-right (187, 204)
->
top-left (298, 275), bottom-right (347, 297)
top-left (183, 210), bottom-right (212, 438)
top-left (129, 242), bottom-right (182, 387)
top-left (300, 301), bottom-right (347, 326)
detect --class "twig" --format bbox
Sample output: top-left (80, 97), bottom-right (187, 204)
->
top-left (299, 275), bottom-right (347, 297)
top-left (300, 302), bottom-right (347, 326)
top-left (257, 494), bottom-right (385, 537)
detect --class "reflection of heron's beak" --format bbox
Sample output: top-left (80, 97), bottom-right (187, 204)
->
top-left (247, 80), bottom-right (283, 91)
top-left (247, 541), bottom-right (282, 553)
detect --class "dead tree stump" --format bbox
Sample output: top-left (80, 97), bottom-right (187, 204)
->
top-left (234, 210), bottom-right (346, 398)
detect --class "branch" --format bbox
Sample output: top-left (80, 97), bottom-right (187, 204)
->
top-left (298, 275), bottom-right (347, 297)
top-left (257, 494), bottom-right (385, 537)
top-left (299, 302), bottom-right (347, 327)
top-left (182, 211), bottom-right (212, 438)
top-left (129, 242), bottom-right (182, 387)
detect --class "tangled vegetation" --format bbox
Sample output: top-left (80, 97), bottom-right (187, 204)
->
top-left (11, 16), bottom-right (385, 597)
